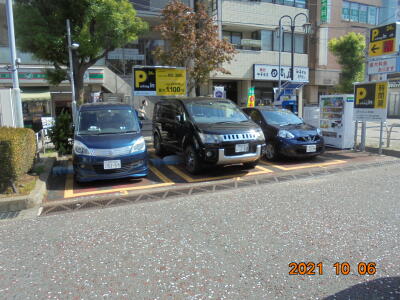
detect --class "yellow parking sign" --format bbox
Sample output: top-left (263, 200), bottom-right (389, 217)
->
top-left (354, 82), bottom-right (388, 121)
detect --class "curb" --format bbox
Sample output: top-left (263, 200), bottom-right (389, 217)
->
top-left (0, 157), bottom-right (56, 212)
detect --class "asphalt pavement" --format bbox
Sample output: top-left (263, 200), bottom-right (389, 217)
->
top-left (0, 163), bottom-right (399, 299)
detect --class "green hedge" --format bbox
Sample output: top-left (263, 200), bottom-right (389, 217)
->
top-left (0, 127), bottom-right (36, 191)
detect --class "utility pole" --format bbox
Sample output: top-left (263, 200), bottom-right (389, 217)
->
top-left (6, 0), bottom-right (23, 128)
top-left (66, 19), bottom-right (78, 125)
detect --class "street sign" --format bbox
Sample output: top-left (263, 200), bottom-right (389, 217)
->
top-left (367, 56), bottom-right (399, 75)
top-left (368, 23), bottom-right (397, 57)
top-left (353, 81), bottom-right (388, 121)
top-left (254, 64), bottom-right (309, 82)
top-left (213, 86), bottom-right (225, 98)
top-left (133, 67), bottom-right (186, 96)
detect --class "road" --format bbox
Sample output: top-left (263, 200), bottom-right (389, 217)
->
top-left (1, 164), bottom-right (400, 299)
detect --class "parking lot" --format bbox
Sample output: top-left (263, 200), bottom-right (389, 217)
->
top-left (41, 147), bottom-right (397, 216)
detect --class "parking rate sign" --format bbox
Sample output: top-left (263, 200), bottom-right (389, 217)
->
top-left (353, 82), bottom-right (388, 121)
top-left (369, 23), bottom-right (397, 57)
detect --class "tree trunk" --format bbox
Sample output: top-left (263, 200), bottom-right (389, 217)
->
top-left (75, 66), bottom-right (87, 105)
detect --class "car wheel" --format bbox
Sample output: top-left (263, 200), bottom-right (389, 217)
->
top-left (154, 133), bottom-right (165, 157)
top-left (265, 143), bottom-right (277, 161)
top-left (184, 145), bottom-right (202, 174)
top-left (242, 160), bottom-right (259, 169)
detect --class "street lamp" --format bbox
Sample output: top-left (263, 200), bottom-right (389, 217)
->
top-left (66, 19), bottom-right (79, 125)
top-left (275, 13), bottom-right (311, 112)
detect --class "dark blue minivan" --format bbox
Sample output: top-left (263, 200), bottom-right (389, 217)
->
top-left (73, 103), bottom-right (148, 182)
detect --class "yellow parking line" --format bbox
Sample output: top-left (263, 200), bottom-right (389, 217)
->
top-left (63, 164), bottom-right (174, 199)
top-left (167, 164), bottom-right (273, 183)
top-left (261, 159), bottom-right (347, 171)
top-left (64, 174), bottom-right (74, 198)
top-left (149, 165), bottom-right (173, 183)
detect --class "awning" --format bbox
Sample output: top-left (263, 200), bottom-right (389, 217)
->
top-left (21, 87), bottom-right (51, 101)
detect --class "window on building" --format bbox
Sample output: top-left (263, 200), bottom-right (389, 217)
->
top-left (350, 2), bottom-right (359, 22)
top-left (368, 6), bottom-right (378, 25)
top-left (261, 30), bottom-right (273, 51)
top-left (283, 32), bottom-right (292, 52)
top-left (359, 4), bottom-right (368, 23)
top-left (259, 0), bottom-right (307, 7)
top-left (223, 31), bottom-right (243, 49)
top-left (342, 1), bottom-right (379, 25)
top-left (294, 34), bottom-right (305, 54)
top-left (342, 1), bottom-right (350, 21)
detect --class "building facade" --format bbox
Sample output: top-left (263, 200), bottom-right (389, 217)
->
top-left (128, 0), bottom-right (310, 115)
top-left (305, 0), bottom-right (382, 104)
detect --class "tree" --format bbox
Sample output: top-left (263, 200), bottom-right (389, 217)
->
top-left (154, 0), bottom-right (236, 96)
top-left (328, 32), bottom-right (366, 93)
top-left (14, 0), bottom-right (147, 104)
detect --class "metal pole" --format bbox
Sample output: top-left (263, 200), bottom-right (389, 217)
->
top-left (378, 120), bottom-right (383, 154)
top-left (66, 19), bottom-right (77, 125)
top-left (277, 24), bottom-right (282, 103)
top-left (6, 0), bottom-right (23, 128)
top-left (291, 25), bottom-right (295, 81)
top-left (361, 121), bottom-right (366, 151)
top-left (354, 120), bottom-right (358, 150)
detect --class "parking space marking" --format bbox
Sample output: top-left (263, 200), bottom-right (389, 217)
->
top-left (261, 159), bottom-right (347, 171)
top-left (63, 165), bottom-right (174, 199)
top-left (167, 165), bottom-right (273, 183)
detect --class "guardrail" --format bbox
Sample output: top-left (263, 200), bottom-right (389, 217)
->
top-left (386, 123), bottom-right (400, 148)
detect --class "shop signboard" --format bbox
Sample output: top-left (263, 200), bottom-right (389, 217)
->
top-left (354, 81), bottom-right (388, 121)
top-left (367, 56), bottom-right (399, 75)
top-left (41, 117), bottom-right (55, 129)
top-left (254, 64), bottom-right (309, 83)
top-left (321, 0), bottom-right (331, 24)
top-left (133, 67), bottom-right (187, 96)
top-left (368, 23), bottom-right (398, 57)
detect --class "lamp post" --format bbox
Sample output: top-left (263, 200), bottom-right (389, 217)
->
top-left (66, 19), bottom-right (79, 125)
top-left (6, 0), bottom-right (23, 127)
top-left (275, 13), bottom-right (311, 112)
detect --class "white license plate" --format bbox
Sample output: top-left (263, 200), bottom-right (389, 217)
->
top-left (306, 145), bottom-right (317, 153)
top-left (235, 143), bottom-right (249, 153)
top-left (103, 160), bottom-right (121, 169)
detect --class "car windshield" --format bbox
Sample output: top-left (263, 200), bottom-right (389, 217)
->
top-left (184, 100), bottom-right (248, 123)
top-left (78, 108), bottom-right (139, 135)
top-left (260, 109), bottom-right (303, 126)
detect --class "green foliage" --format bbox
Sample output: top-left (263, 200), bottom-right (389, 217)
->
top-left (49, 111), bottom-right (73, 155)
top-left (0, 127), bottom-right (36, 192)
top-left (328, 32), bottom-right (366, 93)
top-left (154, 0), bottom-right (236, 95)
top-left (15, 0), bottom-right (148, 103)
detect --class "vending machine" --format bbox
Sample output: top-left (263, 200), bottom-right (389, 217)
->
top-left (319, 94), bottom-right (354, 149)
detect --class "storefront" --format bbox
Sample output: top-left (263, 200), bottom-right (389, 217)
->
top-left (21, 87), bottom-right (51, 132)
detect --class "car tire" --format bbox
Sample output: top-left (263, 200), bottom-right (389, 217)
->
top-left (265, 143), bottom-right (278, 161)
top-left (184, 144), bottom-right (202, 174)
top-left (154, 133), bottom-right (165, 157)
top-left (242, 160), bottom-right (259, 169)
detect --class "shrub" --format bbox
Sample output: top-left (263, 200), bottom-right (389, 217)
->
top-left (0, 127), bottom-right (36, 192)
top-left (48, 110), bottom-right (73, 155)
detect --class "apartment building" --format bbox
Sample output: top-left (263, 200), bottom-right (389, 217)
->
top-left (305, 0), bottom-right (382, 103)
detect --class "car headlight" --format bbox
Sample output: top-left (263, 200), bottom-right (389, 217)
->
top-left (73, 140), bottom-right (92, 155)
top-left (316, 128), bottom-right (322, 136)
top-left (278, 130), bottom-right (295, 139)
top-left (131, 136), bottom-right (146, 153)
top-left (253, 130), bottom-right (265, 141)
top-left (198, 133), bottom-right (222, 144)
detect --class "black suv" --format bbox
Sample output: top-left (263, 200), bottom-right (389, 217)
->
top-left (152, 97), bottom-right (266, 173)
